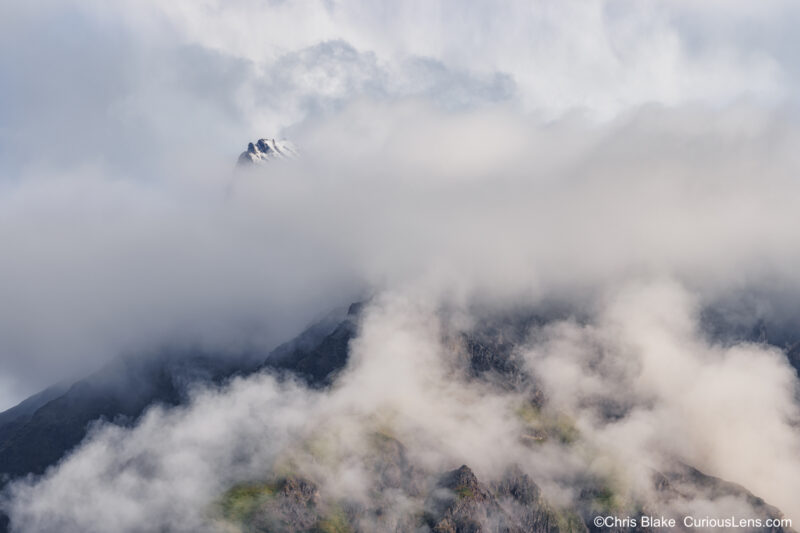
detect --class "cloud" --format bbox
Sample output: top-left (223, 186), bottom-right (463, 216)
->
top-left (4, 281), bottom-right (799, 531)
top-left (524, 280), bottom-right (800, 519)
top-left (2, 0), bottom-right (796, 180)
top-left (3, 374), bottom-right (318, 533)
top-left (0, 294), bottom-right (528, 532)
top-left (3, 99), bottom-right (800, 408)
top-left (102, 0), bottom-right (791, 117)
top-left (3, 2), bottom-right (800, 529)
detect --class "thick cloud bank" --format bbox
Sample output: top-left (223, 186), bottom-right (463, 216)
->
top-left (3, 1), bottom-right (800, 530)
top-left (3, 0), bottom-right (800, 404)
top-left (3, 103), bottom-right (800, 530)
top-left (3, 101), bottom-right (800, 404)
top-left (4, 283), bottom-right (800, 531)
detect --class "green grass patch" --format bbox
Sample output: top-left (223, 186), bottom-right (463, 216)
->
top-left (515, 402), bottom-right (579, 445)
top-left (455, 486), bottom-right (476, 500)
top-left (592, 485), bottom-right (621, 512)
top-left (314, 505), bottom-right (352, 533)
top-left (219, 482), bottom-right (277, 524)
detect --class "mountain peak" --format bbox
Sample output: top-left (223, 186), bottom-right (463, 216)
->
top-left (237, 138), bottom-right (298, 166)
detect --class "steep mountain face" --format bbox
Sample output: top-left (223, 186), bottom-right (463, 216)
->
top-left (237, 138), bottom-right (298, 166)
top-left (0, 305), bottom-right (358, 533)
top-left (0, 384), bottom-right (68, 446)
top-left (0, 299), bottom-right (539, 487)
top-left (262, 302), bottom-right (362, 387)
top-left (1, 301), bottom-right (799, 532)
top-left (0, 352), bottom-right (257, 481)
top-left (0, 317), bottom-right (354, 490)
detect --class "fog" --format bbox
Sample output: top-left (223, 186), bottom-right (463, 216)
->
top-left (3, 1), bottom-right (800, 530)
top-left (4, 102), bottom-right (800, 528)
top-left (3, 0), bottom-right (800, 404)
top-left (5, 282), bottom-right (800, 531)
top-left (4, 100), bottom-right (800, 406)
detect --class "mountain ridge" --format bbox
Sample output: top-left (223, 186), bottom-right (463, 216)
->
top-left (1, 302), bottom-right (799, 532)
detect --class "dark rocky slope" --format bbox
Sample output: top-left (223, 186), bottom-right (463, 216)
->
top-left (1, 301), bottom-right (798, 532)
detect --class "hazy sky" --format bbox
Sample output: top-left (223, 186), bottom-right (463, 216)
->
top-left (2, 0), bottom-right (798, 178)
top-left (1, 0), bottom-right (800, 408)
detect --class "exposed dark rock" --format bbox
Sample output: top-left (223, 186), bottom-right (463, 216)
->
top-left (0, 303), bottom-right (360, 533)
top-left (0, 383), bottom-right (69, 451)
top-left (423, 464), bottom-right (586, 533)
top-left (0, 351), bottom-right (261, 533)
top-left (453, 307), bottom-right (567, 394)
top-left (464, 336), bottom-right (519, 377)
top-left (425, 465), bottom-right (498, 533)
top-left (0, 352), bottom-right (253, 480)
top-left (263, 302), bottom-right (361, 387)
top-left (249, 477), bottom-right (321, 533)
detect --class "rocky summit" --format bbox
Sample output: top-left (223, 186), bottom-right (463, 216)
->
top-left (237, 138), bottom-right (298, 166)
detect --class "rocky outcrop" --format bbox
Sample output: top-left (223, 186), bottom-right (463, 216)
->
top-left (493, 467), bottom-right (584, 533)
top-left (422, 465), bottom-right (580, 533)
top-left (248, 477), bottom-right (321, 533)
top-left (427, 465), bottom-right (499, 532)
top-left (222, 463), bottom-right (578, 533)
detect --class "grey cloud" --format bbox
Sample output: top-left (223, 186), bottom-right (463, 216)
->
top-left (249, 39), bottom-right (516, 127)
top-left (4, 282), bottom-right (799, 531)
top-left (0, 2), bottom-right (521, 404)
top-left (0, 2), bottom-right (258, 179)
top-left (3, 100), bottom-right (800, 407)
top-left (2, 2), bottom-right (800, 529)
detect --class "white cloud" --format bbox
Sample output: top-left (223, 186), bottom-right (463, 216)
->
top-left (5, 281), bottom-right (799, 531)
top-left (3, 100), bottom-right (800, 406)
top-left (525, 280), bottom-right (800, 519)
top-left (2, 3), bottom-right (800, 528)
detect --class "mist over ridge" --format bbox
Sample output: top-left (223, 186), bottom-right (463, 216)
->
top-left (3, 1), bottom-right (800, 532)
top-left (3, 102), bottom-right (800, 531)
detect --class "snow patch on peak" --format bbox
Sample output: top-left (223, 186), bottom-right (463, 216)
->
top-left (237, 138), bottom-right (298, 166)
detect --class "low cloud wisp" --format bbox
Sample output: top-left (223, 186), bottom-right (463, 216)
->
top-left (2, 102), bottom-right (800, 530)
